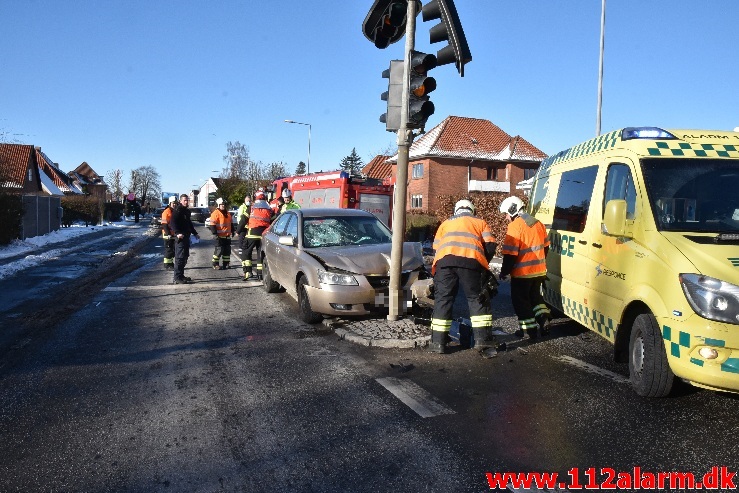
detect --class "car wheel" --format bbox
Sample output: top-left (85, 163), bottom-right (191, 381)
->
top-left (298, 276), bottom-right (323, 324)
top-left (262, 257), bottom-right (281, 293)
top-left (629, 312), bottom-right (674, 397)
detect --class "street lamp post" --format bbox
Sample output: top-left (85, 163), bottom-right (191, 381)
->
top-left (284, 120), bottom-right (311, 174)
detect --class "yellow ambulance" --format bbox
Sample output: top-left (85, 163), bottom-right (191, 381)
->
top-left (529, 127), bottom-right (739, 397)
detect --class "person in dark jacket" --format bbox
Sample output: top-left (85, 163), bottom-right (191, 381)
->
top-left (170, 194), bottom-right (200, 284)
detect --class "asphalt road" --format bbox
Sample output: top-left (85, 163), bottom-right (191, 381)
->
top-left (1, 224), bottom-right (738, 492)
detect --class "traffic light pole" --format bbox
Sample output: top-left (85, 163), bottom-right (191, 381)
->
top-left (387, 0), bottom-right (417, 321)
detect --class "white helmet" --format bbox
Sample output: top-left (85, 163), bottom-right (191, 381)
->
top-left (454, 199), bottom-right (475, 215)
top-left (281, 189), bottom-right (292, 198)
top-left (216, 197), bottom-right (225, 206)
top-left (168, 195), bottom-right (176, 203)
top-left (500, 196), bottom-right (524, 216)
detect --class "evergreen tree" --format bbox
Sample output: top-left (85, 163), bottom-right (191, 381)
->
top-left (295, 161), bottom-right (307, 175)
top-left (339, 148), bottom-right (363, 176)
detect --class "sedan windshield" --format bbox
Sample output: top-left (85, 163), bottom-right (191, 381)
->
top-left (302, 216), bottom-right (392, 248)
top-left (641, 158), bottom-right (739, 233)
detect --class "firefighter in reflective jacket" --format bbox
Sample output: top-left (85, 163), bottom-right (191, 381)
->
top-left (161, 195), bottom-right (177, 270)
top-left (430, 199), bottom-right (497, 354)
top-left (208, 198), bottom-right (234, 269)
top-left (499, 196), bottom-right (551, 339)
top-left (238, 190), bottom-right (274, 281)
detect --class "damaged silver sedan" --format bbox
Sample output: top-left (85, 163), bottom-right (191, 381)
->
top-left (260, 208), bottom-right (426, 323)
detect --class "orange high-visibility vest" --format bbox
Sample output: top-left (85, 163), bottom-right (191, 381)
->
top-left (501, 214), bottom-right (549, 278)
top-left (161, 206), bottom-right (173, 235)
top-left (432, 214), bottom-right (496, 274)
top-left (210, 209), bottom-right (232, 237)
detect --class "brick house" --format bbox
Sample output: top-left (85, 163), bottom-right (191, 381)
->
top-left (362, 116), bottom-right (547, 213)
top-left (68, 162), bottom-right (107, 200)
top-left (0, 144), bottom-right (81, 196)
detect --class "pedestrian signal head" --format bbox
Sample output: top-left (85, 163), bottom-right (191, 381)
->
top-left (499, 196), bottom-right (524, 216)
top-left (282, 189), bottom-right (292, 199)
top-left (454, 199), bottom-right (475, 215)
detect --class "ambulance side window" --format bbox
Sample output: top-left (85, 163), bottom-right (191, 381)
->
top-left (551, 166), bottom-right (598, 233)
top-left (604, 164), bottom-right (636, 220)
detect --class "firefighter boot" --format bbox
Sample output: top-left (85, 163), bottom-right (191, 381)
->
top-left (243, 268), bottom-right (252, 281)
top-left (473, 327), bottom-right (496, 350)
top-left (427, 330), bottom-right (447, 354)
top-left (536, 314), bottom-right (551, 336)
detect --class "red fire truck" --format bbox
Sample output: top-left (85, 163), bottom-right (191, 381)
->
top-left (270, 170), bottom-right (395, 227)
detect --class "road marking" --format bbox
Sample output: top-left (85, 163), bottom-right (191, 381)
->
top-left (555, 355), bottom-right (629, 384)
top-left (103, 281), bottom-right (258, 291)
top-left (376, 377), bottom-right (455, 418)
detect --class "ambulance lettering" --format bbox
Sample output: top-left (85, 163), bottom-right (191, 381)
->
top-left (595, 264), bottom-right (626, 280)
top-left (550, 232), bottom-right (575, 257)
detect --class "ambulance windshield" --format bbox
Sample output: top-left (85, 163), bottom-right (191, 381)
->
top-left (641, 158), bottom-right (739, 233)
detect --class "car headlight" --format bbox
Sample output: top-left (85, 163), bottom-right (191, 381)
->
top-left (679, 273), bottom-right (739, 325)
top-left (317, 269), bottom-right (359, 286)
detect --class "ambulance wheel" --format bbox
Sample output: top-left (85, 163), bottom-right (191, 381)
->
top-left (262, 257), bottom-right (281, 293)
top-left (298, 276), bottom-right (323, 324)
top-left (629, 313), bottom-right (674, 397)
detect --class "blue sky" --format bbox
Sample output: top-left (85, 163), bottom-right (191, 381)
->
top-left (2, 1), bottom-right (737, 197)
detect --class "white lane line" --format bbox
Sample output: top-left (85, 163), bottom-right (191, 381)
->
top-left (376, 377), bottom-right (455, 418)
top-left (103, 281), bottom-right (259, 291)
top-left (555, 355), bottom-right (629, 384)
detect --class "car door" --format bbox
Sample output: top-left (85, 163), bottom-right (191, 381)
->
top-left (265, 212), bottom-right (295, 286)
top-left (276, 212), bottom-right (301, 289)
top-left (585, 160), bottom-right (642, 341)
top-left (546, 165), bottom-right (599, 316)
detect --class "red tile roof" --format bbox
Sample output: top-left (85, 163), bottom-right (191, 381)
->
top-left (0, 144), bottom-right (82, 194)
top-left (0, 144), bottom-right (33, 190)
top-left (361, 155), bottom-right (394, 180)
top-left (388, 116), bottom-right (547, 163)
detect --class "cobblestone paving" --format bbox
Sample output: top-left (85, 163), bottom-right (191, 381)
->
top-left (325, 317), bottom-right (431, 349)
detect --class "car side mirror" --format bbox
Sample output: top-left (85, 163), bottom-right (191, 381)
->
top-left (602, 199), bottom-right (630, 237)
top-left (278, 235), bottom-right (296, 246)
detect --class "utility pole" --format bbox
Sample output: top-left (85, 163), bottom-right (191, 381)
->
top-left (387, 0), bottom-right (418, 320)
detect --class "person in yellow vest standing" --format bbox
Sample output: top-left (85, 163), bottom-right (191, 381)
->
top-left (161, 195), bottom-right (177, 270)
top-left (208, 198), bottom-right (234, 270)
top-left (499, 196), bottom-right (551, 339)
top-left (430, 199), bottom-right (498, 354)
top-left (280, 189), bottom-right (300, 213)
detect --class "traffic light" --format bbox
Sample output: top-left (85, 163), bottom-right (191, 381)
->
top-left (363, 0), bottom-right (419, 49)
top-left (407, 51), bottom-right (437, 129)
top-left (380, 60), bottom-right (403, 132)
top-left (421, 0), bottom-right (472, 76)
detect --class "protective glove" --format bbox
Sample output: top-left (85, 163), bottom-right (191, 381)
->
top-left (163, 235), bottom-right (171, 240)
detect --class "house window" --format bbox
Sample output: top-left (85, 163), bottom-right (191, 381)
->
top-left (411, 194), bottom-right (423, 208)
top-left (524, 168), bottom-right (537, 180)
top-left (28, 169), bottom-right (33, 181)
top-left (486, 167), bottom-right (493, 180)
top-left (412, 163), bottom-right (424, 179)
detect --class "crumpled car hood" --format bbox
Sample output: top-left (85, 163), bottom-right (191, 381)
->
top-left (311, 243), bottom-right (423, 274)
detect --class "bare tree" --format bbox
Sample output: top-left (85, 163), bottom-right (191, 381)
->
top-left (264, 161), bottom-right (289, 182)
top-left (105, 169), bottom-right (124, 201)
top-left (133, 165), bottom-right (161, 207)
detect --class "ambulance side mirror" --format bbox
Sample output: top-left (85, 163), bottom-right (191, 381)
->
top-left (602, 199), bottom-right (629, 237)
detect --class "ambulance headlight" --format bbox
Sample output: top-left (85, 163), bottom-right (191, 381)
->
top-left (318, 269), bottom-right (359, 286)
top-left (680, 274), bottom-right (739, 325)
